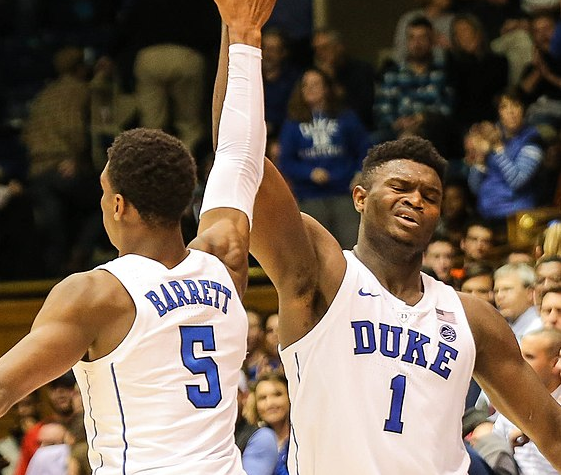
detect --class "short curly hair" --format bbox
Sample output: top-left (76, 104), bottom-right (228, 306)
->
top-left (360, 136), bottom-right (448, 188)
top-left (107, 128), bottom-right (197, 227)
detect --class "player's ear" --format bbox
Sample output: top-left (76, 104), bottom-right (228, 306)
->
top-left (113, 194), bottom-right (125, 221)
top-left (353, 185), bottom-right (368, 212)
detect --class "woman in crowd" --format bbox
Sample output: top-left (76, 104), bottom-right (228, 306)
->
top-left (278, 67), bottom-right (371, 250)
top-left (465, 90), bottom-right (544, 240)
top-left (251, 371), bottom-right (290, 475)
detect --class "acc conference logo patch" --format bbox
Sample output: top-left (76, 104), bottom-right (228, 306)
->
top-left (439, 324), bottom-right (457, 342)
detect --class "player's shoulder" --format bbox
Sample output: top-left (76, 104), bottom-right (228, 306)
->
top-left (46, 269), bottom-right (130, 313)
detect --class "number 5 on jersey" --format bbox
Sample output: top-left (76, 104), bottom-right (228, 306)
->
top-left (180, 325), bottom-right (222, 408)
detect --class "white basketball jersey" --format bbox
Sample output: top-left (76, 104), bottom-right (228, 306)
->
top-left (281, 250), bottom-right (476, 475)
top-left (73, 250), bottom-right (247, 475)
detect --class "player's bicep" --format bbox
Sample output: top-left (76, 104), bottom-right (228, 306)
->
top-left (0, 279), bottom-right (97, 414)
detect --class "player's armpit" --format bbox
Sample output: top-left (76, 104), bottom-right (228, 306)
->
top-left (251, 159), bottom-right (346, 346)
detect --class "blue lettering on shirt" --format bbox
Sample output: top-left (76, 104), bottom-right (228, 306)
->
top-left (351, 321), bottom-right (458, 380)
top-left (144, 279), bottom-right (232, 317)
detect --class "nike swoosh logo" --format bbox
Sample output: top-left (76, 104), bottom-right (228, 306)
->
top-left (358, 288), bottom-right (380, 298)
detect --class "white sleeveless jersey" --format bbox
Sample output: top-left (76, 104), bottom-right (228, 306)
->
top-left (281, 250), bottom-right (476, 475)
top-left (73, 250), bottom-right (247, 475)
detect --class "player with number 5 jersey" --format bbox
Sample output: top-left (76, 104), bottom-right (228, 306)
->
top-left (0, 0), bottom-right (277, 473)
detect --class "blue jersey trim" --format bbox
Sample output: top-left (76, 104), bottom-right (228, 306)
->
top-left (294, 352), bottom-right (301, 383)
top-left (84, 372), bottom-right (104, 474)
top-left (290, 423), bottom-right (300, 475)
top-left (110, 363), bottom-right (129, 474)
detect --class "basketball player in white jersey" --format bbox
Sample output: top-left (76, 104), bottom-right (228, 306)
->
top-left (0, 0), bottom-right (276, 473)
top-left (212, 40), bottom-right (561, 471)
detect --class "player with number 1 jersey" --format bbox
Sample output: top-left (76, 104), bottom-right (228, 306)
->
top-left (281, 250), bottom-right (476, 474)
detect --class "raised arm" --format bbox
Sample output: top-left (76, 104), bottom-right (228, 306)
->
top-left (192, 0), bottom-right (275, 296)
top-left (462, 292), bottom-right (561, 470)
top-left (210, 1), bottom-right (346, 346)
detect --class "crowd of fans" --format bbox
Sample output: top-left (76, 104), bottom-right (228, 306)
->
top-left (2, 0), bottom-right (561, 472)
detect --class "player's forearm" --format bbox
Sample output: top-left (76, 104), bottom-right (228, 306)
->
top-left (200, 41), bottom-right (266, 225)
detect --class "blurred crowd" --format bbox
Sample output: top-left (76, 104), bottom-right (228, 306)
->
top-left (2, 1), bottom-right (561, 471)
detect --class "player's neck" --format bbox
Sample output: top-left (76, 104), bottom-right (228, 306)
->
top-left (119, 226), bottom-right (188, 269)
top-left (352, 244), bottom-right (424, 304)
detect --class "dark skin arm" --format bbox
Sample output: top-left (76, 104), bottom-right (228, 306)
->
top-left (461, 292), bottom-right (561, 470)
top-left (211, 20), bottom-right (346, 348)
top-left (195, 0), bottom-right (276, 297)
top-left (0, 270), bottom-right (130, 417)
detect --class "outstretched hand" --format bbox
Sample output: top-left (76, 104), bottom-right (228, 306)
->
top-left (213, 0), bottom-right (276, 34)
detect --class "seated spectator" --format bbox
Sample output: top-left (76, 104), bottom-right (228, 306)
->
top-left (460, 221), bottom-right (495, 268)
top-left (262, 28), bottom-right (302, 141)
top-left (244, 308), bottom-right (267, 382)
top-left (251, 371), bottom-right (290, 475)
top-left (422, 235), bottom-right (457, 285)
top-left (490, 14), bottom-right (533, 86)
top-left (542, 221), bottom-right (561, 256)
top-left (262, 313), bottom-right (283, 375)
top-left (456, 0), bottom-right (523, 43)
top-left (393, 0), bottom-right (454, 66)
top-left (465, 91), bottom-right (544, 239)
top-left (540, 286), bottom-right (561, 329)
top-left (21, 46), bottom-right (101, 277)
top-left (518, 11), bottom-right (561, 128)
top-left (506, 250), bottom-right (536, 265)
top-left (494, 262), bottom-right (542, 342)
top-left (493, 328), bottom-right (561, 475)
top-left (264, 0), bottom-right (313, 68)
top-left (65, 414), bottom-right (90, 475)
top-left (278, 67), bottom-right (370, 249)
top-left (15, 372), bottom-right (79, 475)
top-left (435, 179), bottom-right (476, 247)
top-left (534, 255), bottom-right (561, 305)
top-left (462, 408), bottom-right (520, 475)
top-left (25, 422), bottom-right (69, 475)
top-left (446, 13), bottom-right (509, 133)
top-left (451, 221), bottom-right (495, 282)
top-left (374, 16), bottom-right (454, 143)
top-left (460, 263), bottom-right (496, 305)
top-left (235, 372), bottom-right (277, 475)
top-left (0, 391), bottom-right (41, 475)
top-left (312, 29), bottom-right (376, 130)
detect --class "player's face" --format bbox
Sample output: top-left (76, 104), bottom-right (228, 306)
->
top-left (540, 292), bottom-right (561, 330)
top-left (100, 165), bottom-right (118, 246)
top-left (255, 380), bottom-right (290, 427)
top-left (357, 160), bottom-right (442, 251)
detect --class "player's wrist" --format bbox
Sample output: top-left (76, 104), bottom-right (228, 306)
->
top-left (228, 27), bottom-right (261, 48)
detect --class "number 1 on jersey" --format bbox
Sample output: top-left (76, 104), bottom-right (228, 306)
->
top-left (384, 374), bottom-right (406, 433)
